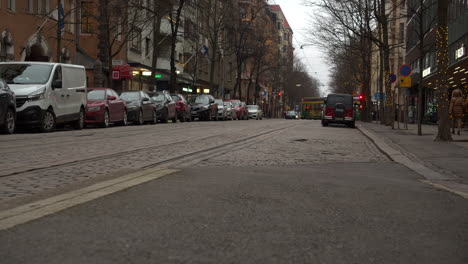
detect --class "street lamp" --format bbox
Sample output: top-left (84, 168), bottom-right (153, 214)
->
top-left (296, 84), bottom-right (302, 87)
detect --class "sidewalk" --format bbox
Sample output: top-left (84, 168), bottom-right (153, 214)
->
top-left (358, 121), bottom-right (468, 184)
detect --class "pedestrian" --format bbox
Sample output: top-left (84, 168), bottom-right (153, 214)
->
top-left (449, 88), bottom-right (466, 135)
top-left (408, 106), bottom-right (414, 124)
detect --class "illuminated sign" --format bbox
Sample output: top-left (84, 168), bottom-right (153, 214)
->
top-left (142, 71), bottom-right (152, 76)
top-left (422, 67), bottom-right (431, 77)
top-left (456, 45), bottom-right (465, 59)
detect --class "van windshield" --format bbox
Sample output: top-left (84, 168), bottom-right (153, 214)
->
top-left (327, 95), bottom-right (353, 107)
top-left (0, 64), bottom-right (53, 85)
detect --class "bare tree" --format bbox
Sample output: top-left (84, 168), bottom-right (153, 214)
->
top-left (168, 0), bottom-right (186, 93)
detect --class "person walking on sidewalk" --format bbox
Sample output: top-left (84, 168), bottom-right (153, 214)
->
top-left (449, 88), bottom-right (466, 135)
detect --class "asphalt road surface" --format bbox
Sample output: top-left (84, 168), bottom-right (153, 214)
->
top-left (1, 119), bottom-right (467, 263)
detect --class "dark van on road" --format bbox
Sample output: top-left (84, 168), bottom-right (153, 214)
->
top-left (322, 93), bottom-right (355, 128)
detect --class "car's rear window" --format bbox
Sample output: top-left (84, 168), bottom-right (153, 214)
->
top-left (327, 95), bottom-right (352, 107)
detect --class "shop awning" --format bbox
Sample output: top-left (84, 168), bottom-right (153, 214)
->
top-left (112, 64), bottom-right (133, 80)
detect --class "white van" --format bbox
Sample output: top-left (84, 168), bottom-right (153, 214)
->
top-left (0, 62), bottom-right (87, 132)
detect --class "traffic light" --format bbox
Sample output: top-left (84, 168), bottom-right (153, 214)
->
top-left (359, 95), bottom-right (364, 100)
top-left (277, 92), bottom-right (283, 96)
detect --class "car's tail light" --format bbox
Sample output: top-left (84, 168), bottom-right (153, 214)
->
top-left (345, 108), bottom-right (353, 118)
top-left (325, 107), bottom-right (334, 116)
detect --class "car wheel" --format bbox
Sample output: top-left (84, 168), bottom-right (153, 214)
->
top-left (119, 111), bottom-right (128, 126)
top-left (348, 121), bottom-right (355, 128)
top-left (321, 121), bottom-right (328, 127)
top-left (40, 109), bottom-right (56, 133)
top-left (151, 111), bottom-right (157, 124)
top-left (136, 110), bottom-right (144, 125)
top-left (101, 110), bottom-right (110, 128)
top-left (72, 108), bottom-right (85, 130)
top-left (1, 108), bottom-right (15, 134)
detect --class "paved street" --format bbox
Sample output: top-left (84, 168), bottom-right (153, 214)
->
top-left (1, 119), bottom-right (468, 263)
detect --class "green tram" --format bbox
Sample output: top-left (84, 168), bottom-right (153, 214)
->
top-left (301, 97), bottom-right (326, 119)
top-left (301, 96), bottom-right (362, 120)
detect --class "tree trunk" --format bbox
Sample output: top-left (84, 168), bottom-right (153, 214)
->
top-left (97, 0), bottom-right (110, 88)
top-left (435, 0), bottom-right (452, 141)
top-left (417, 0), bottom-right (425, 135)
top-left (151, 14), bottom-right (162, 90)
top-left (381, 0), bottom-right (392, 126)
top-left (169, 1), bottom-right (185, 93)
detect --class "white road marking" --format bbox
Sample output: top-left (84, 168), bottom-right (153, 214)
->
top-left (0, 168), bottom-right (178, 231)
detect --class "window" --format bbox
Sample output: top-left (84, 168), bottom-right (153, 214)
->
top-left (28, 0), bottom-right (34, 13)
top-left (81, 1), bottom-right (94, 34)
top-left (7, 0), bottom-right (15, 11)
top-left (130, 28), bottom-right (142, 52)
top-left (52, 67), bottom-right (62, 88)
top-left (69, 0), bottom-right (75, 33)
top-left (145, 38), bottom-right (151, 56)
top-left (399, 23), bottom-right (404, 43)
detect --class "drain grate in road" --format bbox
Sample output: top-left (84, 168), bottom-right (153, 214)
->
top-left (293, 139), bottom-right (308, 142)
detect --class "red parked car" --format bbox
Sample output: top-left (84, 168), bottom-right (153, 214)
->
top-left (225, 100), bottom-right (248, 120)
top-left (171, 94), bottom-right (191, 122)
top-left (86, 88), bottom-right (128, 128)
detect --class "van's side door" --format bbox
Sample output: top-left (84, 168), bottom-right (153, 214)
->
top-left (62, 66), bottom-right (86, 119)
top-left (50, 66), bottom-right (69, 120)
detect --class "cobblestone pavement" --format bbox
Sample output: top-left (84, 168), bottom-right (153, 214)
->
top-left (0, 120), bottom-right (387, 204)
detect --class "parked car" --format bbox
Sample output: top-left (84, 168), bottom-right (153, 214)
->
top-left (85, 88), bottom-right (127, 128)
top-left (223, 101), bottom-right (237, 121)
top-left (247, 105), bottom-right (263, 120)
top-left (119, 91), bottom-right (157, 125)
top-left (321, 93), bottom-right (355, 128)
top-left (225, 100), bottom-right (248, 120)
top-left (148, 91), bottom-right (177, 123)
top-left (189, 94), bottom-right (218, 121)
top-left (215, 99), bottom-right (228, 121)
top-left (0, 62), bottom-right (87, 132)
top-left (285, 111), bottom-right (299, 119)
top-left (171, 94), bottom-right (191, 122)
top-left (0, 79), bottom-right (16, 134)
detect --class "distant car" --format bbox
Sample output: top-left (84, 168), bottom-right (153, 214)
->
top-left (86, 88), bottom-right (127, 128)
top-left (0, 79), bottom-right (16, 134)
top-left (225, 100), bottom-right (248, 120)
top-left (119, 91), bottom-right (157, 125)
top-left (285, 111), bottom-right (299, 119)
top-left (223, 101), bottom-right (237, 121)
top-left (171, 94), bottom-right (191, 122)
top-left (215, 99), bottom-right (228, 121)
top-left (247, 105), bottom-right (263, 120)
top-left (189, 94), bottom-right (218, 121)
top-left (148, 91), bottom-right (177, 123)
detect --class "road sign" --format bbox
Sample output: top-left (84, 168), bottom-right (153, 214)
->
top-left (400, 64), bottom-right (412, 77)
top-left (389, 73), bottom-right (397, 84)
top-left (400, 76), bottom-right (412, 87)
top-left (112, 60), bottom-right (124, 66)
top-left (374, 92), bottom-right (386, 101)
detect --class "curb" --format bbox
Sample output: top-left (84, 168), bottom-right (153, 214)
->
top-left (356, 124), bottom-right (468, 199)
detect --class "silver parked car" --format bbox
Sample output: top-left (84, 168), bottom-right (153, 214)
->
top-left (247, 105), bottom-right (263, 120)
top-left (215, 99), bottom-right (228, 121)
top-left (224, 101), bottom-right (237, 121)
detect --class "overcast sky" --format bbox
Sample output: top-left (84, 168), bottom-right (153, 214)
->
top-left (271, 0), bottom-right (329, 95)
